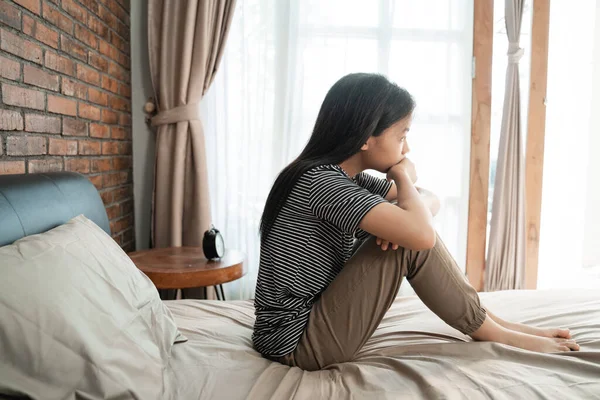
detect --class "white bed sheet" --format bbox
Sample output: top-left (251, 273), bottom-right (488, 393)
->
top-left (164, 289), bottom-right (600, 400)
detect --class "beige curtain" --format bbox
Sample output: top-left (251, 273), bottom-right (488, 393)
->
top-left (148, 0), bottom-right (235, 298)
top-left (148, 0), bottom-right (235, 248)
top-left (485, 0), bottom-right (526, 291)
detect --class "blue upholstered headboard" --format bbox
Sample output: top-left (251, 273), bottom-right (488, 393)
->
top-left (0, 172), bottom-right (110, 247)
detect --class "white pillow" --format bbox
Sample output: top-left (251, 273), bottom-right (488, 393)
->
top-left (0, 215), bottom-right (186, 399)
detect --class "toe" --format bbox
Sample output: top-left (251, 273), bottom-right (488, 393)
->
top-left (555, 328), bottom-right (571, 339)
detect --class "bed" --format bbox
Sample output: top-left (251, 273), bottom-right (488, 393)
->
top-left (1, 172), bottom-right (599, 400)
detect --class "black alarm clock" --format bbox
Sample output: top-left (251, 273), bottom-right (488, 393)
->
top-left (203, 226), bottom-right (225, 260)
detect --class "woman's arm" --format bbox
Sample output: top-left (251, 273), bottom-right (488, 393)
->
top-left (385, 182), bottom-right (440, 217)
top-left (360, 170), bottom-right (436, 250)
top-left (416, 186), bottom-right (440, 217)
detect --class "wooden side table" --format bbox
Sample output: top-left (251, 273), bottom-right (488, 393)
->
top-left (128, 247), bottom-right (246, 300)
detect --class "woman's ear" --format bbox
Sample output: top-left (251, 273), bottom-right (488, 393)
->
top-left (361, 138), bottom-right (370, 151)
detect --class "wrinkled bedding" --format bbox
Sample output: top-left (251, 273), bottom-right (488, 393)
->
top-left (164, 289), bottom-right (600, 399)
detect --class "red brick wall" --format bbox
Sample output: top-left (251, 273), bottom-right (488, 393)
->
top-left (0, 0), bottom-right (134, 251)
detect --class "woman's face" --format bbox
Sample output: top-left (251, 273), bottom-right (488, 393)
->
top-left (362, 114), bottom-right (412, 173)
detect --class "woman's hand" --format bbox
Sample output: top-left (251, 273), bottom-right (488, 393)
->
top-left (376, 237), bottom-right (399, 251)
top-left (386, 158), bottom-right (417, 184)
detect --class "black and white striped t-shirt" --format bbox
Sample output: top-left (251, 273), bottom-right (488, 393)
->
top-left (253, 164), bottom-right (393, 357)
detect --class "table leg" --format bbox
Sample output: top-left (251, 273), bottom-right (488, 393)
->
top-left (218, 284), bottom-right (226, 301)
top-left (159, 289), bottom-right (177, 300)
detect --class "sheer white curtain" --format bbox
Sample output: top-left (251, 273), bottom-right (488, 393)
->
top-left (537, 0), bottom-right (600, 288)
top-left (202, 0), bottom-right (475, 300)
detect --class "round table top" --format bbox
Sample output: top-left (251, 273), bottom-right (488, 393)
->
top-left (128, 247), bottom-right (246, 289)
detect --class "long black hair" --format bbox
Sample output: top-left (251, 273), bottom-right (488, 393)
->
top-left (260, 73), bottom-right (415, 239)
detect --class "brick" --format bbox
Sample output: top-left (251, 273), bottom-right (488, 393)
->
top-left (88, 52), bottom-right (108, 72)
top-left (79, 0), bottom-right (99, 13)
top-left (101, 109), bottom-right (118, 124)
top-left (99, 40), bottom-right (118, 61)
top-left (77, 64), bottom-right (100, 85)
top-left (79, 140), bottom-right (101, 155)
top-left (101, 75), bottom-right (119, 93)
top-left (28, 158), bottom-right (63, 173)
top-left (111, 215), bottom-right (133, 236)
top-left (75, 24), bottom-right (97, 49)
top-left (122, 228), bottom-right (133, 245)
top-left (62, 77), bottom-right (87, 99)
top-left (79, 103), bottom-right (101, 120)
top-left (98, 4), bottom-right (116, 26)
top-left (42, 3), bottom-right (73, 34)
top-left (91, 158), bottom-right (111, 172)
top-left (25, 114), bottom-right (61, 133)
top-left (45, 51), bottom-right (75, 76)
top-left (89, 174), bottom-right (103, 189)
top-left (120, 0), bottom-right (131, 12)
top-left (101, 141), bottom-right (119, 155)
top-left (49, 137), bottom-right (77, 155)
top-left (111, 232), bottom-right (122, 245)
top-left (36, 21), bottom-right (60, 48)
top-left (108, 61), bottom-right (128, 83)
top-left (122, 242), bottom-right (135, 252)
top-left (0, 2), bottom-right (21, 29)
top-left (62, 0), bottom-right (87, 23)
top-left (0, 55), bottom-right (20, 80)
top-left (65, 158), bottom-right (90, 173)
top-left (2, 84), bottom-right (45, 110)
top-left (100, 189), bottom-right (112, 204)
top-left (23, 64), bottom-right (59, 91)
top-left (23, 15), bottom-right (59, 49)
top-left (110, 31), bottom-right (128, 54)
top-left (121, 141), bottom-right (131, 154)
top-left (0, 161), bottom-right (26, 175)
top-left (109, 96), bottom-right (129, 112)
top-left (13, 0), bottom-right (41, 15)
top-left (117, 52), bottom-right (129, 69)
top-left (88, 88), bottom-right (108, 106)
top-left (63, 117), bottom-right (88, 136)
top-left (111, 126), bottom-right (127, 140)
top-left (48, 95), bottom-right (77, 116)
top-left (90, 123), bottom-right (109, 138)
top-left (106, 203), bottom-right (119, 220)
top-left (87, 14), bottom-right (109, 39)
top-left (118, 83), bottom-right (131, 98)
top-left (108, 1), bottom-right (128, 25)
top-left (0, 29), bottom-right (42, 64)
top-left (119, 113), bottom-right (131, 126)
top-left (61, 35), bottom-right (87, 61)
top-left (103, 171), bottom-right (122, 187)
top-left (0, 109), bottom-right (24, 131)
top-left (121, 199), bottom-right (133, 215)
top-left (113, 156), bottom-right (131, 170)
top-left (115, 19), bottom-right (129, 42)
top-left (7, 136), bottom-right (46, 155)
top-left (112, 185), bottom-right (132, 202)
top-left (22, 13), bottom-right (34, 35)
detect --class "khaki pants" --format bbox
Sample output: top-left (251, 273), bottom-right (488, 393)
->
top-left (276, 234), bottom-right (487, 371)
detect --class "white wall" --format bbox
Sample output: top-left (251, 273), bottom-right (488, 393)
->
top-left (583, 1), bottom-right (600, 268)
top-left (538, 0), bottom-right (598, 288)
top-left (130, 0), bottom-right (155, 250)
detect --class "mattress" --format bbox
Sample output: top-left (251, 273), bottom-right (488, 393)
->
top-left (164, 289), bottom-right (600, 400)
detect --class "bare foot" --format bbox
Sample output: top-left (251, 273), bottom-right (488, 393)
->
top-left (470, 315), bottom-right (580, 353)
top-left (503, 330), bottom-right (580, 353)
top-left (503, 323), bottom-right (571, 340)
top-left (484, 308), bottom-right (572, 339)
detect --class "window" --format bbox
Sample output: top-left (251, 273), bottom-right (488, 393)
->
top-left (203, 0), bottom-right (475, 299)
